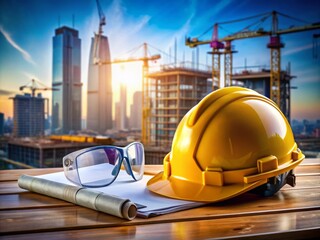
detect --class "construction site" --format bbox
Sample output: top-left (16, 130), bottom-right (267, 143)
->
top-left (138, 11), bottom-right (320, 150)
top-left (1, 4), bottom-right (320, 168)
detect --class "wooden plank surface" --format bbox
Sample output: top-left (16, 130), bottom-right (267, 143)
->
top-left (1, 188), bottom-right (319, 234)
top-left (2, 210), bottom-right (319, 240)
top-left (0, 159), bottom-right (319, 239)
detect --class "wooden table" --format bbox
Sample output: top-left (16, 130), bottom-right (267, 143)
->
top-left (1, 159), bottom-right (319, 239)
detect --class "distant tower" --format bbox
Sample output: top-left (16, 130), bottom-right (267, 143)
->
top-left (0, 112), bottom-right (3, 136)
top-left (114, 101), bottom-right (121, 130)
top-left (11, 94), bottom-right (45, 137)
top-left (119, 82), bottom-right (127, 130)
top-left (130, 91), bottom-right (142, 129)
top-left (87, 34), bottom-right (113, 133)
top-left (52, 26), bottom-right (82, 134)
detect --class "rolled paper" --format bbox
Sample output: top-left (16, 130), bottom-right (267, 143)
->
top-left (18, 175), bottom-right (137, 220)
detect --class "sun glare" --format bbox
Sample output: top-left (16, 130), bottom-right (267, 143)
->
top-left (111, 62), bottom-right (143, 117)
top-left (112, 62), bottom-right (143, 88)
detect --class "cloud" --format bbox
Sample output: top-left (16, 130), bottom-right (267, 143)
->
top-left (102, 0), bottom-right (152, 57)
top-left (291, 67), bottom-right (320, 84)
top-left (282, 44), bottom-right (313, 56)
top-left (210, 0), bottom-right (235, 19)
top-left (0, 25), bottom-right (37, 66)
top-left (23, 72), bottom-right (39, 81)
top-left (126, 15), bottom-right (151, 36)
top-left (0, 89), bottom-right (17, 96)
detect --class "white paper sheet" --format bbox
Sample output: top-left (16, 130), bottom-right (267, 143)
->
top-left (37, 170), bottom-right (204, 218)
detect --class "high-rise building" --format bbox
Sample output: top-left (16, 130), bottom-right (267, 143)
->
top-left (0, 112), bottom-right (4, 136)
top-left (119, 82), bottom-right (127, 130)
top-left (87, 34), bottom-right (112, 134)
top-left (11, 93), bottom-right (45, 137)
top-left (52, 26), bottom-right (82, 134)
top-left (114, 101), bottom-right (121, 130)
top-left (129, 91), bottom-right (142, 129)
top-left (114, 82), bottom-right (127, 130)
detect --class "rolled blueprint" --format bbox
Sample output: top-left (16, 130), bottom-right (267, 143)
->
top-left (18, 175), bottom-right (137, 220)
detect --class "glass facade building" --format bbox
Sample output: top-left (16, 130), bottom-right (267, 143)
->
top-left (52, 26), bottom-right (82, 134)
top-left (87, 34), bottom-right (113, 134)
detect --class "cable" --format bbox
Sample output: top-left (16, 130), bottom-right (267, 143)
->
top-left (217, 11), bottom-right (271, 25)
top-left (277, 11), bottom-right (312, 25)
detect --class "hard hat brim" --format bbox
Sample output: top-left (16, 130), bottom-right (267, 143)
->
top-left (147, 171), bottom-right (267, 202)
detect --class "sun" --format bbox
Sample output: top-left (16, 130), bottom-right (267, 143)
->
top-left (112, 62), bottom-right (143, 88)
top-left (111, 62), bottom-right (143, 117)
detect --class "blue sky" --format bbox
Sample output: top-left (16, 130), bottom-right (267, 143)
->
top-left (0, 0), bottom-right (319, 121)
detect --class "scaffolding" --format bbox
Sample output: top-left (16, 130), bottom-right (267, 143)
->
top-left (146, 64), bottom-right (211, 147)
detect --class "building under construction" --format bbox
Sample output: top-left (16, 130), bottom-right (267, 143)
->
top-left (146, 63), bottom-right (211, 147)
top-left (11, 93), bottom-right (45, 137)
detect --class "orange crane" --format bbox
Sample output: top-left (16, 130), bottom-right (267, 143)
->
top-left (96, 43), bottom-right (161, 144)
top-left (186, 11), bottom-right (320, 106)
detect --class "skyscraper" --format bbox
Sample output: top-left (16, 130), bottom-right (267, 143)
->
top-left (119, 82), bottom-right (127, 130)
top-left (87, 34), bottom-right (113, 134)
top-left (129, 91), bottom-right (142, 129)
top-left (11, 93), bottom-right (45, 137)
top-left (0, 112), bottom-right (4, 136)
top-left (52, 26), bottom-right (82, 134)
top-left (114, 82), bottom-right (127, 130)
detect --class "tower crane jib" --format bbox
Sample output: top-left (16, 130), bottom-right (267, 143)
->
top-left (96, 0), bottom-right (106, 35)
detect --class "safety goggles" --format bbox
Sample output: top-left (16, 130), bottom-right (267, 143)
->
top-left (63, 142), bottom-right (145, 187)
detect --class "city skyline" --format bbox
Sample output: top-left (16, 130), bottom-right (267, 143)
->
top-left (0, 0), bottom-right (319, 122)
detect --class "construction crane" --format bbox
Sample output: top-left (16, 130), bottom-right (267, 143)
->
top-left (96, 43), bottom-right (161, 144)
top-left (96, 0), bottom-right (106, 35)
top-left (19, 78), bottom-right (58, 120)
top-left (186, 11), bottom-right (320, 106)
top-left (92, 0), bottom-right (107, 64)
top-left (19, 78), bottom-right (58, 97)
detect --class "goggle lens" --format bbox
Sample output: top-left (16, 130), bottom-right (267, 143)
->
top-left (76, 148), bottom-right (121, 187)
top-left (127, 143), bottom-right (144, 180)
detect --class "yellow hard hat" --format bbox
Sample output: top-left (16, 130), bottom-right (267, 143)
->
top-left (147, 87), bottom-right (304, 202)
